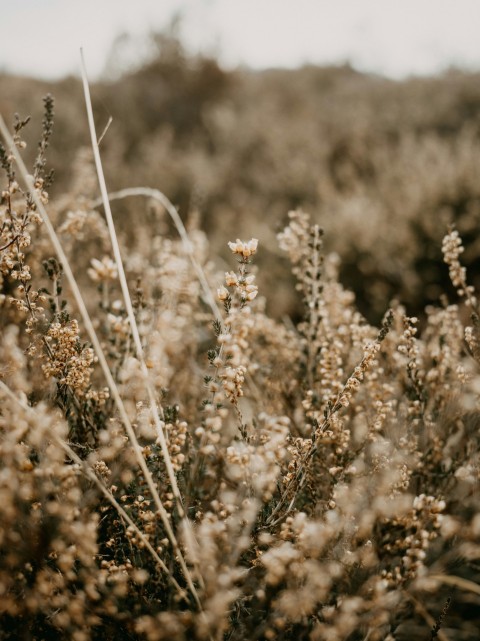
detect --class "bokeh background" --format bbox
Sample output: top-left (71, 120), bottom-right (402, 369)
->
top-left (2, 0), bottom-right (480, 323)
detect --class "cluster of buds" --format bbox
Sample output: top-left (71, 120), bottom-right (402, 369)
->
top-left (224, 414), bottom-right (290, 500)
top-left (465, 325), bottom-right (480, 363)
top-left (398, 315), bottom-right (419, 364)
top-left (162, 420), bottom-right (188, 473)
top-left (277, 209), bottom-right (311, 267)
top-left (85, 387), bottom-right (110, 406)
top-left (218, 271), bottom-right (258, 304)
top-left (424, 305), bottom-right (464, 396)
top-left (379, 493), bottom-right (445, 588)
top-left (442, 228), bottom-right (466, 290)
top-left (195, 401), bottom-right (229, 456)
top-left (31, 176), bottom-right (50, 206)
top-left (58, 209), bottom-right (88, 236)
top-left (397, 314), bottom-right (428, 421)
top-left (220, 365), bottom-right (247, 403)
top-left (212, 239), bottom-right (260, 408)
top-left (217, 239), bottom-right (259, 308)
top-left (93, 459), bottom-right (111, 481)
top-left (107, 313), bottom-right (130, 339)
top-left (371, 398), bottom-right (396, 436)
top-left (442, 227), bottom-right (477, 307)
top-left (283, 436), bottom-right (312, 490)
top-left (335, 341), bottom-right (381, 410)
top-left (42, 319), bottom-right (96, 394)
top-left (333, 310), bottom-right (393, 412)
top-left (87, 256), bottom-right (118, 283)
top-left (227, 238), bottom-right (258, 259)
top-left (10, 264), bottom-right (32, 282)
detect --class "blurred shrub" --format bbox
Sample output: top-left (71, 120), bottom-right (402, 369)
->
top-left (3, 35), bottom-right (480, 320)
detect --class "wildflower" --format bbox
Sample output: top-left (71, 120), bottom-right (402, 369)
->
top-left (225, 271), bottom-right (238, 286)
top-left (227, 238), bottom-right (258, 259)
top-left (87, 256), bottom-right (118, 283)
top-left (442, 227), bottom-right (477, 306)
top-left (217, 286), bottom-right (229, 301)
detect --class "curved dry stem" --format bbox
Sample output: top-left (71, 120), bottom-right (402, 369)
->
top-left (92, 186), bottom-right (222, 322)
top-left (428, 573), bottom-right (480, 596)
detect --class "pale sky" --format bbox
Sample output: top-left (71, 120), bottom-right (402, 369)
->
top-left (1, 0), bottom-right (480, 79)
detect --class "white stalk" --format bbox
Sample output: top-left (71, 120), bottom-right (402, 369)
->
top-left (80, 51), bottom-right (182, 507)
top-left (80, 50), bottom-right (205, 592)
top-left (92, 187), bottom-right (222, 322)
top-left (0, 113), bottom-right (201, 609)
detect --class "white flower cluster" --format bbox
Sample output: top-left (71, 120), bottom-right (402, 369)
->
top-left (87, 256), bottom-right (118, 283)
top-left (42, 319), bottom-right (96, 393)
top-left (217, 271), bottom-right (258, 303)
top-left (213, 239), bottom-right (261, 406)
top-left (225, 413), bottom-right (290, 500)
top-left (227, 238), bottom-right (258, 260)
top-left (221, 365), bottom-right (247, 402)
top-left (442, 227), bottom-right (477, 306)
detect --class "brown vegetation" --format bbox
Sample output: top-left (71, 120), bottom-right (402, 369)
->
top-left (1, 35), bottom-right (480, 640)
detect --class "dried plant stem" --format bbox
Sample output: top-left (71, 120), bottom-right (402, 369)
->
top-left (266, 312), bottom-right (393, 526)
top-left (0, 113), bottom-right (201, 609)
top-left (81, 53), bottom-right (185, 511)
top-left (305, 224), bottom-right (323, 389)
top-left (265, 396), bottom-right (351, 526)
top-left (80, 51), bottom-right (205, 594)
top-left (92, 186), bottom-right (222, 322)
top-left (0, 381), bottom-right (188, 603)
top-left (404, 591), bottom-right (450, 641)
top-left (429, 574), bottom-right (480, 596)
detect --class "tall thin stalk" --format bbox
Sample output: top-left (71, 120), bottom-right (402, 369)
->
top-left (0, 112), bottom-right (201, 609)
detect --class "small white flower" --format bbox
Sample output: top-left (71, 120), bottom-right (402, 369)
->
top-left (225, 271), bottom-right (238, 286)
top-left (228, 238), bottom-right (259, 259)
top-left (87, 256), bottom-right (118, 283)
top-left (217, 286), bottom-right (229, 301)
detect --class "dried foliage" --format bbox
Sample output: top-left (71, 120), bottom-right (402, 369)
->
top-left (5, 34), bottom-right (480, 323)
top-left (1, 79), bottom-right (480, 641)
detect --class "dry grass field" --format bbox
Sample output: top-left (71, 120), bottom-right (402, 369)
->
top-left (1, 34), bottom-right (480, 641)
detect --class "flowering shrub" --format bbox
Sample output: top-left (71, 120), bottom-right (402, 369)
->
top-left (0, 98), bottom-right (480, 641)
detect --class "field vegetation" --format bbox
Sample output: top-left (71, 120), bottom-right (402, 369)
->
top-left (1, 32), bottom-right (480, 640)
